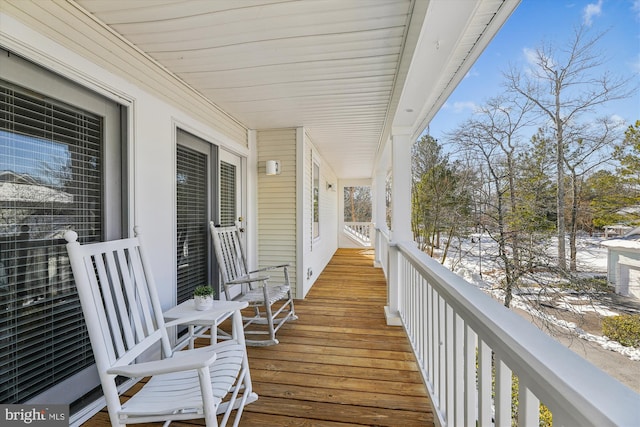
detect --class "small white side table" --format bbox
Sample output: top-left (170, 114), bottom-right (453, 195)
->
top-left (164, 299), bottom-right (248, 350)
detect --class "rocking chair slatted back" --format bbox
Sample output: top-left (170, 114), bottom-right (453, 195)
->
top-left (214, 225), bottom-right (249, 294)
top-left (65, 229), bottom-right (172, 371)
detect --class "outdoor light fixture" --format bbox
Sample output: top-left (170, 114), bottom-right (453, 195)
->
top-left (266, 160), bottom-right (281, 175)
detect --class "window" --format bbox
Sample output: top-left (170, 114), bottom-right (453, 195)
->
top-left (0, 52), bottom-right (124, 406)
top-left (220, 161), bottom-right (236, 227)
top-left (312, 159), bottom-right (320, 240)
top-left (386, 173), bottom-right (392, 230)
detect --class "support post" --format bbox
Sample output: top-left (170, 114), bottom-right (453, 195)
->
top-left (372, 166), bottom-right (388, 268)
top-left (385, 131), bottom-right (413, 326)
top-left (385, 243), bottom-right (402, 326)
top-left (390, 132), bottom-right (413, 242)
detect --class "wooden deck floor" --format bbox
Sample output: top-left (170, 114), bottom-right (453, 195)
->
top-left (83, 248), bottom-right (434, 426)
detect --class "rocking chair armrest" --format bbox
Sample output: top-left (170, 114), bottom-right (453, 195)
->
top-left (107, 351), bottom-right (217, 378)
top-left (249, 263), bottom-right (290, 274)
top-left (227, 274), bottom-right (269, 285)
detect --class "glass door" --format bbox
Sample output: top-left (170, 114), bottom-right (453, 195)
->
top-left (176, 130), bottom-right (217, 303)
top-left (0, 49), bottom-right (124, 407)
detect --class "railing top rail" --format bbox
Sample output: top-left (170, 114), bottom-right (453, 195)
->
top-left (395, 240), bottom-right (640, 427)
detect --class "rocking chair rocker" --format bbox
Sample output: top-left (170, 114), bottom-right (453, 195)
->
top-left (210, 222), bottom-right (297, 346)
top-left (64, 228), bottom-right (256, 427)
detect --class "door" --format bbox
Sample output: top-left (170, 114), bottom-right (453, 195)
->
top-left (176, 130), bottom-right (217, 303)
top-left (0, 49), bottom-right (124, 407)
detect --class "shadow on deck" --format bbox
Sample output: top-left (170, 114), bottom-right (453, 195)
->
top-left (83, 248), bottom-right (434, 426)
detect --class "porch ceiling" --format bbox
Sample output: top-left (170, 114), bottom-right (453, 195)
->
top-left (75, 0), bottom-right (518, 179)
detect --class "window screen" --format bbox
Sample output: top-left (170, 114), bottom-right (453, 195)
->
top-left (0, 80), bottom-right (102, 402)
top-left (220, 161), bottom-right (236, 227)
top-left (176, 144), bottom-right (209, 303)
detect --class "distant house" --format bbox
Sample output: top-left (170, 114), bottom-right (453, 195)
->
top-left (601, 226), bottom-right (640, 299)
top-left (603, 224), bottom-right (633, 238)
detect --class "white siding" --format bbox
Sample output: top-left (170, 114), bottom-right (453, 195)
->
top-left (255, 128), bottom-right (338, 299)
top-left (301, 131), bottom-right (338, 297)
top-left (257, 129), bottom-right (298, 294)
top-left (605, 245), bottom-right (640, 298)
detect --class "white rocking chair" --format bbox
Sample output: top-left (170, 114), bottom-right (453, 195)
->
top-left (64, 228), bottom-right (256, 427)
top-left (210, 222), bottom-right (297, 346)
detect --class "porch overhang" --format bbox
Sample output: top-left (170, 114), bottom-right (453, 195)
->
top-left (70, 0), bottom-right (519, 180)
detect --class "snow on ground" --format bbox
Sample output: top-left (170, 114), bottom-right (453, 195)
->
top-left (435, 234), bottom-right (640, 361)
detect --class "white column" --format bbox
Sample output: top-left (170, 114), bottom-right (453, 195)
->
top-left (372, 166), bottom-right (387, 268)
top-left (385, 131), bottom-right (413, 326)
top-left (375, 169), bottom-right (388, 229)
top-left (390, 132), bottom-right (413, 242)
top-left (385, 244), bottom-right (403, 326)
top-left (247, 129), bottom-right (258, 271)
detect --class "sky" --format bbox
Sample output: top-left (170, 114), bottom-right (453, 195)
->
top-left (426, 0), bottom-right (640, 145)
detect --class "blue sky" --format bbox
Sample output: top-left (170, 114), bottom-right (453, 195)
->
top-left (426, 0), bottom-right (640, 143)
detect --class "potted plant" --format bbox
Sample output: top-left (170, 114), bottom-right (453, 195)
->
top-left (193, 285), bottom-right (214, 311)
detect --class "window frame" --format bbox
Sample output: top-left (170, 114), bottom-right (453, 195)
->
top-left (312, 154), bottom-right (320, 244)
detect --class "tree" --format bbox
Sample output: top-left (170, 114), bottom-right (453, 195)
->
top-left (449, 96), bottom-right (535, 307)
top-left (610, 120), bottom-right (640, 225)
top-left (563, 117), bottom-right (624, 269)
top-left (584, 170), bottom-right (633, 229)
top-left (504, 25), bottom-right (635, 270)
top-left (615, 121), bottom-right (640, 195)
top-left (411, 135), bottom-right (470, 259)
top-left (514, 129), bottom-right (556, 235)
top-left (617, 120), bottom-right (640, 180)
top-left (343, 186), bottom-right (371, 222)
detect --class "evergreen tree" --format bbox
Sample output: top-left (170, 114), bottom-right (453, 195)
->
top-left (514, 130), bottom-right (556, 234)
top-left (585, 170), bottom-right (632, 230)
top-left (411, 135), bottom-right (471, 258)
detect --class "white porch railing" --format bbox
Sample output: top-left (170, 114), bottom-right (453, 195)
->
top-left (375, 226), bottom-right (389, 275)
top-left (343, 222), bottom-right (372, 247)
top-left (377, 229), bottom-right (639, 427)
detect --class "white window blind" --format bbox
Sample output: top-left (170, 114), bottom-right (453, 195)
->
top-left (0, 80), bottom-right (102, 402)
top-left (176, 143), bottom-right (209, 303)
top-left (220, 161), bottom-right (236, 227)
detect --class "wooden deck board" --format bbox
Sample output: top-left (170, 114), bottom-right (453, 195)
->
top-left (81, 248), bottom-right (434, 426)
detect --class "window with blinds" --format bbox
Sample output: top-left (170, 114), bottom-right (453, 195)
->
top-left (312, 159), bottom-right (320, 241)
top-left (0, 80), bottom-right (102, 403)
top-left (220, 161), bottom-right (236, 227)
top-left (176, 144), bottom-right (209, 303)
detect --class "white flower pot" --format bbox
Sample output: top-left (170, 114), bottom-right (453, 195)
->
top-left (194, 295), bottom-right (213, 311)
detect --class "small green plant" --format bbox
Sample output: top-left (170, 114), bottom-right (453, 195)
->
top-left (602, 314), bottom-right (640, 348)
top-left (193, 285), bottom-right (213, 297)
